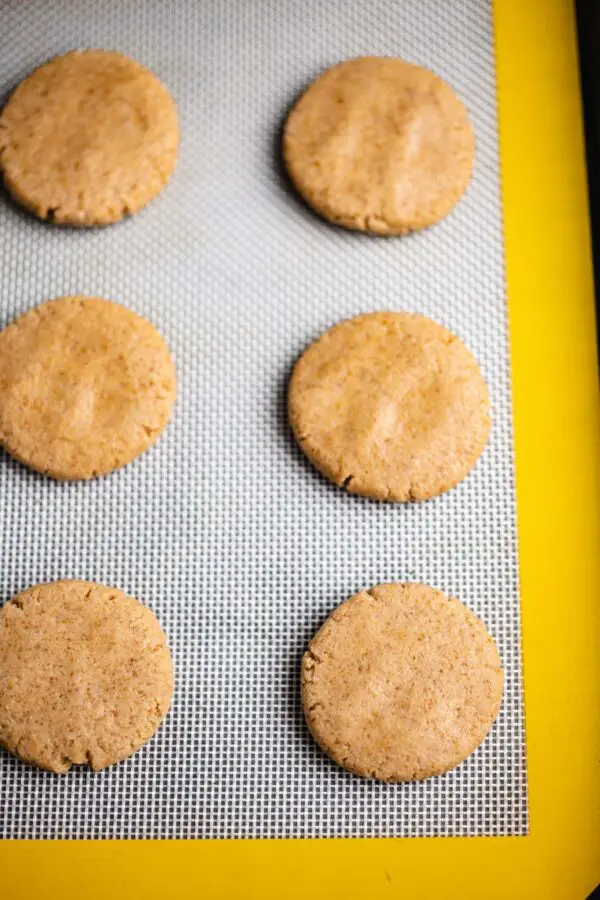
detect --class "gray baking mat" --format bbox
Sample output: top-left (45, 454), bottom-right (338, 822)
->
top-left (0, 0), bottom-right (527, 838)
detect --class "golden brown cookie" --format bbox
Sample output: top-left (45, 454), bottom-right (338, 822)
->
top-left (283, 56), bottom-right (474, 234)
top-left (0, 580), bottom-right (173, 773)
top-left (302, 582), bottom-right (503, 781)
top-left (0, 296), bottom-right (176, 480)
top-left (0, 50), bottom-right (179, 225)
top-left (288, 312), bottom-right (490, 501)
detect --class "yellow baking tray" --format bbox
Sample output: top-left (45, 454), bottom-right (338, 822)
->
top-left (1, 0), bottom-right (599, 896)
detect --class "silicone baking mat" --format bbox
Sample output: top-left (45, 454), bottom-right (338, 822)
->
top-left (0, 0), bottom-right (527, 838)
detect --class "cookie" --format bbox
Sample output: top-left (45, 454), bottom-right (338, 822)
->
top-left (288, 312), bottom-right (490, 501)
top-left (0, 580), bottom-right (173, 773)
top-left (283, 56), bottom-right (474, 234)
top-left (0, 50), bottom-right (179, 225)
top-left (0, 296), bottom-right (176, 480)
top-left (302, 582), bottom-right (503, 781)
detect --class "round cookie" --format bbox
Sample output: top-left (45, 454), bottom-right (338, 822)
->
top-left (288, 312), bottom-right (490, 501)
top-left (0, 296), bottom-right (176, 480)
top-left (0, 580), bottom-right (173, 773)
top-left (0, 50), bottom-right (179, 225)
top-left (283, 56), bottom-right (474, 234)
top-left (302, 582), bottom-right (503, 781)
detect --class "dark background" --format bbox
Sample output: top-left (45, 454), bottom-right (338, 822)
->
top-left (577, 0), bottom-right (600, 350)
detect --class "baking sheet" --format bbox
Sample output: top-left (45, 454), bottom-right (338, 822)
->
top-left (0, 0), bottom-right (527, 838)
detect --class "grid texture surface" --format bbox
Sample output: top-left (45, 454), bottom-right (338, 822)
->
top-left (0, 0), bottom-right (527, 838)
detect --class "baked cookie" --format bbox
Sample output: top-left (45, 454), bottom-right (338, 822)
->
top-left (302, 582), bottom-right (503, 781)
top-left (0, 580), bottom-right (173, 773)
top-left (283, 56), bottom-right (474, 234)
top-left (288, 312), bottom-right (490, 501)
top-left (0, 50), bottom-right (179, 225)
top-left (0, 296), bottom-right (176, 480)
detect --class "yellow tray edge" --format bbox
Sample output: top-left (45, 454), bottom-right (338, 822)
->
top-left (1, 0), bottom-right (599, 897)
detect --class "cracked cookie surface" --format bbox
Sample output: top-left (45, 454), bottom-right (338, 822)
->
top-left (0, 50), bottom-right (179, 225)
top-left (288, 311), bottom-right (490, 502)
top-left (0, 295), bottom-right (176, 480)
top-left (283, 56), bottom-right (474, 235)
top-left (302, 582), bottom-right (503, 781)
top-left (0, 580), bottom-right (173, 773)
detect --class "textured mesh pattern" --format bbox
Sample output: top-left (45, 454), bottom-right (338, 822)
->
top-left (0, 0), bottom-right (527, 838)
